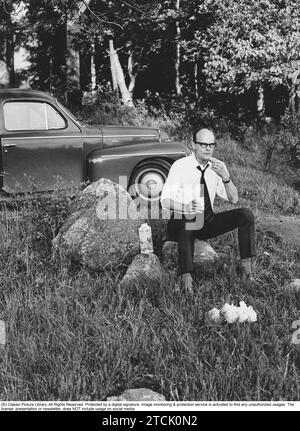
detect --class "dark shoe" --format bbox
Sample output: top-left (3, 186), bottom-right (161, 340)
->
top-left (239, 258), bottom-right (255, 282)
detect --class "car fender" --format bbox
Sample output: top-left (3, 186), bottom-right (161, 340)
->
top-left (86, 140), bottom-right (190, 189)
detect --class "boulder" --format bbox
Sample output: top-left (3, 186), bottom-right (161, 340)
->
top-left (53, 179), bottom-right (147, 271)
top-left (107, 388), bottom-right (165, 401)
top-left (161, 239), bottom-right (218, 269)
top-left (119, 253), bottom-right (164, 288)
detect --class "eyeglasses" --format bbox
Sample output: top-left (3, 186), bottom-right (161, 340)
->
top-left (194, 142), bottom-right (216, 149)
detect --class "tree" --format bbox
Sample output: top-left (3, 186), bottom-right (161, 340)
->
top-left (196, 0), bottom-right (300, 116)
top-left (0, 0), bottom-right (23, 86)
top-left (79, 0), bottom-right (165, 105)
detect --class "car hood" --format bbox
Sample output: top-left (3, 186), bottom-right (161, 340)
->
top-left (83, 124), bottom-right (190, 155)
top-left (88, 125), bottom-right (161, 148)
top-left (95, 125), bottom-right (160, 138)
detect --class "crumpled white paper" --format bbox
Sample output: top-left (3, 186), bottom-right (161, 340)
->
top-left (207, 301), bottom-right (257, 324)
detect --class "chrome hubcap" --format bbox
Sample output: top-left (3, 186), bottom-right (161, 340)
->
top-left (139, 171), bottom-right (165, 199)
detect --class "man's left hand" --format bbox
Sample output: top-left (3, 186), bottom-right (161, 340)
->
top-left (209, 157), bottom-right (230, 181)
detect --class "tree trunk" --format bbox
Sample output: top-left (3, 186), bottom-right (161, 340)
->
top-left (4, 8), bottom-right (15, 87)
top-left (288, 68), bottom-right (300, 112)
top-left (67, 24), bottom-right (80, 89)
top-left (175, 0), bottom-right (181, 96)
top-left (264, 144), bottom-right (276, 171)
top-left (109, 38), bottom-right (118, 92)
top-left (52, 18), bottom-right (67, 98)
top-left (0, 60), bottom-right (9, 87)
top-left (109, 37), bottom-right (134, 107)
top-left (66, 1), bottom-right (91, 100)
top-left (38, 32), bottom-right (52, 91)
top-left (127, 50), bottom-right (137, 99)
top-left (194, 60), bottom-right (199, 100)
top-left (6, 34), bottom-right (15, 86)
top-left (79, 51), bottom-right (91, 92)
top-left (257, 84), bottom-right (265, 121)
top-left (91, 40), bottom-right (96, 94)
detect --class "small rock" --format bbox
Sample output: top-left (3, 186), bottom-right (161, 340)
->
top-left (193, 240), bottom-right (219, 264)
top-left (107, 388), bottom-right (165, 401)
top-left (161, 240), bottom-right (219, 270)
top-left (119, 253), bottom-right (164, 288)
top-left (0, 320), bottom-right (5, 345)
top-left (207, 308), bottom-right (223, 325)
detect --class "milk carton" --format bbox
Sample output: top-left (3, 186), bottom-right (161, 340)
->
top-left (138, 223), bottom-right (154, 254)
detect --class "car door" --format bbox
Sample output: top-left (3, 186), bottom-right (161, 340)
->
top-left (1, 100), bottom-right (83, 194)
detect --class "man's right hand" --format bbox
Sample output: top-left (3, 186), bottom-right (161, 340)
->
top-left (185, 199), bottom-right (203, 214)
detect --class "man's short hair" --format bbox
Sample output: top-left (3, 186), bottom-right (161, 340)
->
top-left (192, 128), bottom-right (215, 144)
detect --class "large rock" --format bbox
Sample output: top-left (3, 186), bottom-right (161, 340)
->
top-left (119, 253), bottom-right (164, 288)
top-left (162, 239), bottom-right (218, 269)
top-left (107, 388), bottom-right (165, 401)
top-left (53, 179), bottom-right (146, 271)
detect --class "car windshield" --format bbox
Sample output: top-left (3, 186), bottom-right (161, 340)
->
top-left (56, 100), bottom-right (87, 127)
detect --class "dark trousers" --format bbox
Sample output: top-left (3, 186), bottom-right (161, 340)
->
top-left (167, 208), bottom-right (256, 275)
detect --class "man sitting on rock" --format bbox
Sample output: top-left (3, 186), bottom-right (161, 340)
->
top-left (160, 128), bottom-right (256, 293)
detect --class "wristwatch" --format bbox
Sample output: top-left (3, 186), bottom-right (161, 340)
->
top-left (222, 177), bottom-right (231, 184)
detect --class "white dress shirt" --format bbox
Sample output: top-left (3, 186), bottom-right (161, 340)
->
top-left (161, 153), bottom-right (228, 212)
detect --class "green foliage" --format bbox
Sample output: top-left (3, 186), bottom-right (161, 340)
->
top-left (277, 109), bottom-right (300, 166)
top-left (258, 109), bottom-right (300, 171)
top-left (26, 195), bottom-right (73, 255)
top-left (197, 0), bottom-right (300, 96)
top-left (80, 90), bottom-right (183, 138)
top-left (215, 135), bottom-right (300, 215)
top-left (1, 0), bottom-right (299, 121)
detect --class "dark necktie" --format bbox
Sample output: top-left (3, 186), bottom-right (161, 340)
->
top-left (197, 165), bottom-right (215, 223)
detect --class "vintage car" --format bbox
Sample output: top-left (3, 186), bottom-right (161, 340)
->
top-left (0, 89), bottom-right (190, 201)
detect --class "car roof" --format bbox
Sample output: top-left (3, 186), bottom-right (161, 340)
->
top-left (0, 88), bottom-right (54, 102)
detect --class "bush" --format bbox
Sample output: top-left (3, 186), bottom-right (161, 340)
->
top-left (276, 109), bottom-right (300, 167)
top-left (215, 136), bottom-right (300, 216)
top-left (3, 194), bottom-right (74, 261)
top-left (76, 89), bottom-right (261, 145)
top-left (80, 90), bottom-right (181, 138)
top-left (143, 92), bottom-right (259, 143)
top-left (75, 89), bottom-right (300, 176)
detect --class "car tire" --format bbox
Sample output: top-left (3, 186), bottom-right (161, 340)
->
top-left (129, 159), bottom-right (171, 202)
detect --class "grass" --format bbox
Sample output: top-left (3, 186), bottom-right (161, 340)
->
top-left (0, 137), bottom-right (300, 402)
top-left (213, 135), bottom-right (300, 216)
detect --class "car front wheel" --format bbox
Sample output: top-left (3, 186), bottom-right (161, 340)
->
top-left (129, 160), bottom-right (171, 202)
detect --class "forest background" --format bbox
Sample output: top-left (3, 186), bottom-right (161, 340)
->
top-left (0, 0), bottom-right (300, 170)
